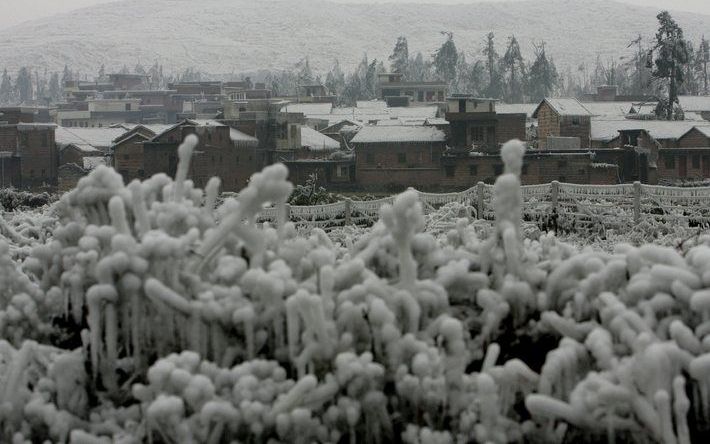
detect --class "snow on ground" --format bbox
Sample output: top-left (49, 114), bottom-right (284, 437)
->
top-left (2, 137), bottom-right (710, 443)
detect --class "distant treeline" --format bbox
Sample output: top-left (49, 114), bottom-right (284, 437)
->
top-left (1, 11), bottom-right (706, 111)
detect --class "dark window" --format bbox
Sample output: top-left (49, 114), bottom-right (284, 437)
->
top-left (571, 116), bottom-right (580, 126)
top-left (472, 127), bottom-right (485, 142)
top-left (559, 176), bottom-right (566, 182)
top-left (138, 169), bottom-right (145, 178)
top-left (493, 164), bottom-right (503, 176)
top-left (458, 99), bottom-right (466, 112)
top-left (418, 91), bottom-right (424, 102)
top-left (41, 169), bottom-right (46, 176)
top-left (236, 156), bottom-right (239, 163)
top-left (557, 160), bottom-right (568, 168)
top-left (290, 125), bottom-right (297, 140)
top-left (445, 165), bottom-right (455, 177)
top-left (664, 155), bottom-right (675, 169)
top-left (123, 154), bottom-right (129, 160)
top-left (469, 165), bottom-right (478, 176)
top-left (398, 153), bottom-right (407, 164)
top-left (578, 169), bottom-right (586, 175)
top-left (125, 103), bottom-right (131, 111)
top-left (522, 165), bottom-right (528, 175)
top-left (42, 133), bottom-right (49, 147)
top-left (29, 169), bottom-right (34, 177)
top-left (366, 152), bottom-right (375, 164)
top-left (692, 155), bottom-right (700, 168)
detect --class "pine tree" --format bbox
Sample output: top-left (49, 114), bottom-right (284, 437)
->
top-left (0, 69), bottom-right (12, 104)
top-left (502, 35), bottom-right (526, 102)
top-left (15, 67), bottom-right (32, 104)
top-left (389, 36), bottom-right (409, 76)
top-left (98, 65), bottom-right (106, 82)
top-left (681, 40), bottom-right (698, 95)
top-left (297, 57), bottom-right (314, 84)
top-left (483, 32), bottom-right (503, 98)
top-left (527, 42), bottom-right (559, 102)
top-left (62, 65), bottom-right (72, 85)
top-left (409, 52), bottom-right (427, 82)
top-left (48, 72), bottom-right (61, 103)
top-left (649, 11), bottom-right (690, 120)
top-left (325, 59), bottom-right (346, 99)
top-left (696, 37), bottom-right (709, 95)
top-left (433, 32), bottom-right (458, 85)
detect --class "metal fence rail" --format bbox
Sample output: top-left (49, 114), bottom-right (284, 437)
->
top-left (257, 181), bottom-right (710, 231)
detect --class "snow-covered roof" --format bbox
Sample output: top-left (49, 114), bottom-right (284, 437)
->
top-left (229, 128), bottom-right (259, 146)
top-left (83, 156), bottom-right (107, 171)
top-left (351, 126), bottom-right (446, 144)
top-left (581, 102), bottom-right (638, 118)
top-left (64, 143), bottom-right (102, 153)
top-left (591, 118), bottom-right (710, 142)
top-left (300, 126), bottom-right (340, 151)
top-left (496, 103), bottom-right (538, 117)
top-left (678, 95), bottom-right (710, 112)
top-left (281, 102), bottom-right (334, 115)
top-left (533, 98), bottom-right (592, 117)
top-left (55, 127), bottom-right (127, 150)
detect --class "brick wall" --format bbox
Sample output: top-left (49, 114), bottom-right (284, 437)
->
top-left (114, 136), bottom-right (148, 182)
top-left (354, 141), bottom-right (445, 190)
top-left (677, 128), bottom-right (710, 148)
top-left (558, 116), bottom-right (591, 147)
top-left (657, 149), bottom-right (710, 181)
top-left (535, 102), bottom-right (560, 149)
top-left (496, 113), bottom-right (527, 145)
top-left (18, 128), bottom-right (57, 190)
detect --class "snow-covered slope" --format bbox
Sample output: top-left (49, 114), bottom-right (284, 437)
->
top-left (0, 0), bottom-right (708, 75)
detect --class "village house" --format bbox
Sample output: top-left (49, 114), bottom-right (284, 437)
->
top-left (119, 120), bottom-right (259, 191)
top-left (56, 98), bottom-right (143, 127)
top-left (533, 98), bottom-right (592, 149)
top-left (445, 96), bottom-right (527, 153)
top-left (0, 107), bottom-right (57, 190)
top-left (377, 73), bottom-right (448, 105)
top-left (108, 73), bottom-right (150, 91)
top-left (351, 125), bottom-right (446, 191)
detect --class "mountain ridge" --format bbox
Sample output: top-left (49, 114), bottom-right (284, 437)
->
top-left (0, 0), bottom-right (707, 75)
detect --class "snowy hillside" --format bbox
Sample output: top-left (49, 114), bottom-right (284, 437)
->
top-left (0, 0), bottom-right (708, 75)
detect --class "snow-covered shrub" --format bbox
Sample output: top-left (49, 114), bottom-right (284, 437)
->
top-left (2, 136), bottom-right (710, 442)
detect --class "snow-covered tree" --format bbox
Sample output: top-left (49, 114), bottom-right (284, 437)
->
top-left (15, 67), bottom-right (32, 104)
top-left (483, 32), bottom-right (503, 99)
top-left (527, 42), bottom-right (559, 103)
top-left (48, 72), bottom-right (61, 103)
top-left (0, 69), bottom-right (12, 104)
top-left (433, 32), bottom-right (458, 85)
top-left (389, 36), bottom-right (409, 76)
top-left (502, 35), bottom-right (526, 103)
top-left (325, 59), bottom-right (346, 99)
top-left (649, 11), bottom-right (690, 120)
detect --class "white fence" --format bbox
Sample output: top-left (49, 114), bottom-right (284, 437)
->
top-left (258, 181), bottom-right (710, 231)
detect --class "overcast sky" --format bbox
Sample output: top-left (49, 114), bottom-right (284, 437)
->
top-left (1, 0), bottom-right (709, 29)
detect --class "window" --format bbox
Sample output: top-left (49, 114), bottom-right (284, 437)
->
top-left (578, 169), bottom-right (586, 175)
top-left (41, 169), bottom-right (46, 176)
top-left (418, 91), bottom-right (424, 102)
top-left (522, 165), bottom-right (528, 175)
top-left (571, 116), bottom-right (580, 126)
top-left (125, 103), bottom-right (131, 111)
top-left (445, 165), bottom-right (455, 177)
top-left (557, 160), bottom-right (568, 168)
top-left (469, 165), bottom-right (478, 176)
top-left (692, 155), bottom-right (700, 169)
top-left (290, 125), bottom-right (298, 140)
top-left (664, 155), bottom-right (675, 169)
top-left (236, 156), bottom-right (239, 164)
top-left (29, 169), bottom-right (34, 177)
top-left (559, 176), bottom-right (566, 182)
top-left (337, 165), bottom-right (349, 178)
top-left (138, 169), bottom-right (145, 178)
top-left (42, 133), bottom-right (49, 147)
top-left (366, 153), bottom-right (375, 164)
top-left (398, 153), bottom-right (407, 164)
top-left (471, 127), bottom-right (485, 142)
top-left (123, 154), bottom-right (129, 161)
top-left (493, 164), bottom-right (503, 176)
top-left (458, 99), bottom-right (466, 113)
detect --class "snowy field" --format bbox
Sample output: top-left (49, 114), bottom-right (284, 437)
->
top-left (2, 137), bottom-right (710, 443)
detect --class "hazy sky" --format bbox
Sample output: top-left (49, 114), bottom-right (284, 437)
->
top-left (1, 0), bottom-right (709, 29)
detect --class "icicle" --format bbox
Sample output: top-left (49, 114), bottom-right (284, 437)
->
top-left (673, 376), bottom-right (691, 444)
top-left (203, 177), bottom-right (221, 215)
top-left (173, 134), bottom-right (199, 202)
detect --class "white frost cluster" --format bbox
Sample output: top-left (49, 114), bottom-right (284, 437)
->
top-left (0, 135), bottom-right (710, 442)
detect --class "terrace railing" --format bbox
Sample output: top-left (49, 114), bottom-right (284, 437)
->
top-left (256, 181), bottom-right (710, 231)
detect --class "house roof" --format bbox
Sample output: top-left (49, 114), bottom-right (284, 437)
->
top-left (496, 103), bottom-right (538, 117)
top-left (83, 156), bottom-right (107, 171)
top-left (678, 95), bottom-right (710, 112)
top-left (591, 118), bottom-right (710, 142)
top-left (301, 126), bottom-right (340, 151)
top-left (679, 125), bottom-right (710, 140)
top-left (351, 126), bottom-right (446, 144)
top-left (532, 98), bottom-right (592, 118)
top-left (55, 126), bottom-right (127, 150)
top-left (147, 119), bottom-right (258, 146)
top-left (281, 102), bottom-right (333, 115)
top-left (580, 102), bottom-right (640, 118)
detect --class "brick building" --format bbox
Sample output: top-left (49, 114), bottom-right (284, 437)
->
top-left (377, 73), bottom-right (448, 105)
top-left (351, 126), bottom-right (446, 191)
top-left (445, 96), bottom-right (526, 153)
top-left (533, 98), bottom-right (592, 149)
top-left (0, 123), bottom-right (57, 190)
top-left (116, 120), bottom-right (259, 191)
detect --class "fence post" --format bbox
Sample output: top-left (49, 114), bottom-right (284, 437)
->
top-left (476, 181), bottom-right (485, 219)
top-left (551, 181), bottom-right (559, 214)
top-left (344, 198), bottom-right (352, 226)
top-left (633, 181), bottom-right (641, 224)
top-left (283, 203), bottom-right (291, 225)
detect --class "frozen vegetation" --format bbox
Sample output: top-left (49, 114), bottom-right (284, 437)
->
top-left (2, 137), bottom-right (710, 443)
